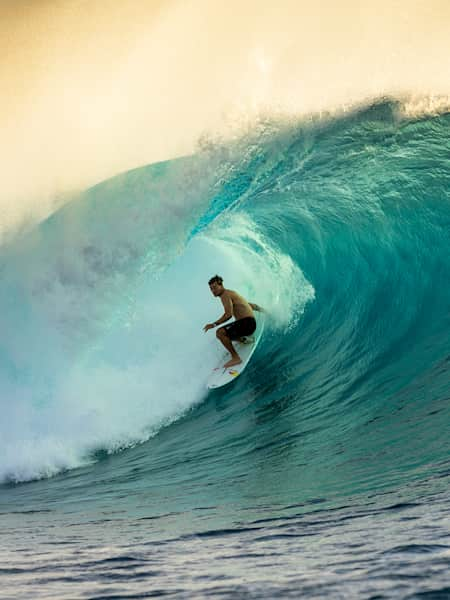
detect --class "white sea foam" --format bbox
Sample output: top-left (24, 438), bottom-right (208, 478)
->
top-left (0, 213), bottom-right (314, 483)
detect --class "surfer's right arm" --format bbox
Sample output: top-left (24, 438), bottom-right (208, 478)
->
top-left (203, 293), bottom-right (233, 332)
top-left (213, 294), bottom-right (233, 326)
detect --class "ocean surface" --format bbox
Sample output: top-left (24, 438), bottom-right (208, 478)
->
top-left (1, 100), bottom-right (449, 598)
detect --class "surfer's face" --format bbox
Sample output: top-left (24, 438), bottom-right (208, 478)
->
top-left (209, 282), bottom-right (223, 296)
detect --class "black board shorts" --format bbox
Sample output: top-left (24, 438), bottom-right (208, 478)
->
top-left (222, 317), bottom-right (256, 340)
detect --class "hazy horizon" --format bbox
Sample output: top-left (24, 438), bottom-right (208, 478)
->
top-left (1, 0), bottom-right (449, 233)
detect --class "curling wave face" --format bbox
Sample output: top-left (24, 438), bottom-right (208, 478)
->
top-left (0, 100), bottom-right (449, 510)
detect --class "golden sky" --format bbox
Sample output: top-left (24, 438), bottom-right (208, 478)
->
top-left (1, 0), bottom-right (449, 232)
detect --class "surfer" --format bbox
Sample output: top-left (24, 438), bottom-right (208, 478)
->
top-left (203, 275), bottom-right (263, 368)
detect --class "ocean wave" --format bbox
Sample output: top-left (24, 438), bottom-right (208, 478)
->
top-left (0, 100), bottom-right (449, 492)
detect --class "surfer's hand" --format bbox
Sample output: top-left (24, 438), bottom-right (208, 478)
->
top-left (203, 323), bottom-right (215, 332)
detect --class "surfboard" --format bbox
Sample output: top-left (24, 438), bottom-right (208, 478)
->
top-left (206, 314), bottom-right (265, 389)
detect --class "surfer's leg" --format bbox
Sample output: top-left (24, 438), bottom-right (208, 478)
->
top-left (216, 327), bottom-right (242, 367)
top-left (223, 356), bottom-right (242, 368)
top-left (233, 318), bottom-right (256, 345)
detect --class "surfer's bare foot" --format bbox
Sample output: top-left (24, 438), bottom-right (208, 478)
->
top-left (224, 356), bottom-right (242, 368)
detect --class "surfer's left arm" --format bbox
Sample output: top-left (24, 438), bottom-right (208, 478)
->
top-left (250, 303), bottom-right (264, 312)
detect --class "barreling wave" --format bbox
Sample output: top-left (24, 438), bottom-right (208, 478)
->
top-left (0, 99), bottom-right (449, 505)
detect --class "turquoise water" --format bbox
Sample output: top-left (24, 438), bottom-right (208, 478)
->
top-left (1, 100), bottom-right (449, 598)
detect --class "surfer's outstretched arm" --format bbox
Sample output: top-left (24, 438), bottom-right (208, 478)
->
top-left (250, 303), bottom-right (264, 312)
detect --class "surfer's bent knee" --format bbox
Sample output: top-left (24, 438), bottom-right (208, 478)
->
top-left (216, 327), bottom-right (227, 339)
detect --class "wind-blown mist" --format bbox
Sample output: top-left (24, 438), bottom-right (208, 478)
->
top-left (1, 0), bottom-right (449, 233)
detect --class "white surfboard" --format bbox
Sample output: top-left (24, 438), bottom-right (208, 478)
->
top-left (206, 314), bottom-right (265, 389)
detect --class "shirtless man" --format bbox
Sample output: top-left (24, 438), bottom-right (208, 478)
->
top-left (203, 275), bottom-right (263, 368)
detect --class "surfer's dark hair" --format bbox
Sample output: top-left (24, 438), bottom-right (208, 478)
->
top-left (209, 275), bottom-right (223, 285)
